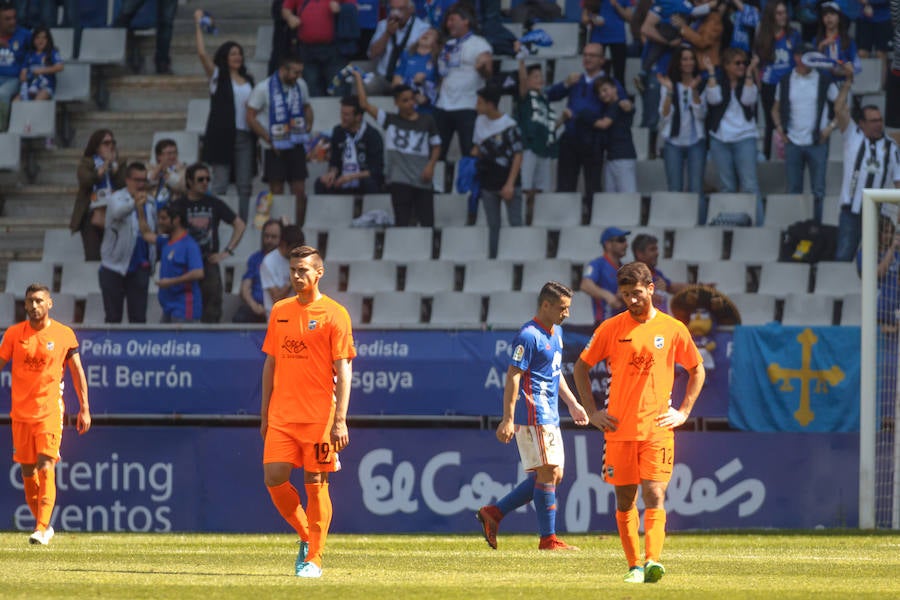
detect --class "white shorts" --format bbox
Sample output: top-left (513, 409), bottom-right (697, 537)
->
top-left (520, 150), bottom-right (552, 192)
top-left (515, 424), bottom-right (564, 471)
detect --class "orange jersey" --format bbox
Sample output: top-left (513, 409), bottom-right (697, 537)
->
top-left (0, 320), bottom-right (78, 424)
top-left (579, 310), bottom-right (702, 441)
top-left (262, 294), bottom-right (356, 425)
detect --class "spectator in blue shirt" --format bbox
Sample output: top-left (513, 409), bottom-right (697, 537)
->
top-left (582, 0), bottom-right (635, 85)
top-left (816, 1), bottom-right (862, 82)
top-left (755, 0), bottom-right (801, 159)
top-left (856, 0), bottom-right (893, 59)
top-left (0, 2), bottom-right (30, 131)
top-left (19, 27), bottom-right (63, 100)
top-left (233, 219), bottom-right (283, 323)
top-left (580, 226), bottom-right (630, 325)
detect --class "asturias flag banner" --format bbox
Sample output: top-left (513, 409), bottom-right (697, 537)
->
top-left (729, 325), bottom-right (860, 432)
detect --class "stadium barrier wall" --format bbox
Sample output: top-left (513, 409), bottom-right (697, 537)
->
top-left (0, 428), bottom-right (858, 533)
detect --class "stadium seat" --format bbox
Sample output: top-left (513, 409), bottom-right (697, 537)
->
top-left (370, 291), bottom-right (424, 326)
top-left (54, 62), bottom-right (91, 102)
top-left (219, 222), bottom-right (259, 268)
top-left (439, 226), bottom-right (490, 261)
top-left (551, 56), bottom-right (581, 84)
top-left (433, 194), bottom-right (469, 227)
top-left (4, 262), bottom-right (55, 296)
top-left (0, 292), bottom-right (15, 323)
top-left (268, 194), bottom-right (297, 223)
top-left (852, 58), bottom-right (884, 95)
top-left (50, 28), bottom-right (74, 60)
top-left (496, 227), bottom-right (549, 261)
top-left (0, 133), bottom-right (20, 171)
top-left (360, 193), bottom-right (394, 215)
top-left (781, 293), bottom-right (835, 326)
top-left (186, 98), bottom-right (210, 135)
top-left (322, 228), bottom-right (376, 261)
top-left (533, 23), bottom-right (580, 58)
top-left (765, 194), bottom-right (814, 229)
top-left (556, 226), bottom-right (600, 262)
top-left (345, 260), bottom-right (399, 293)
top-left (428, 292), bottom-right (483, 327)
top-left (253, 25), bottom-right (274, 63)
top-left (150, 131), bottom-right (199, 165)
top-left (309, 97), bottom-right (342, 135)
top-left (49, 292), bottom-right (76, 323)
top-left (757, 262), bottom-right (812, 295)
top-left (671, 228), bottom-right (725, 261)
top-left (825, 160), bottom-right (843, 195)
top-left (730, 292), bottom-right (777, 325)
top-left (531, 192), bottom-right (583, 227)
top-left (757, 160), bottom-right (785, 195)
top-left (566, 291), bottom-right (596, 327)
top-left (486, 291), bottom-right (538, 328)
top-left (860, 93), bottom-right (886, 114)
top-left (330, 292), bottom-right (364, 324)
top-left (636, 160), bottom-right (668, 195)
top-left (655, 259), bottom-right (689, 284)
top-left (648, 192), bottom-right (699, 228)
top-left (403, 261), bottom-right (455, 293)
top-left (730, 227), bottom-right (783, 263)
top-left (77, 28), bottom-right (127, 64)
top-left (462, 260), bottom-right (515, 293)
top-left (9, 101), bottom-right (56, 138)
top-left (521, 259), bottom-right (574, 291)
top-left (220, 293), bottom-right (243, 323)
top-left (43, 229), bottom-right (87, 263)
top-left (695, 261), bottom-right (748, 295)
top-left (382, 227), bottom-right (434, 261)
top-left (822, 195), bottom-right (841, 226)
top-left (707, 193), bottom-right (757, 226)
top-left (814, 261), bottom-right (861, 295)
top-left (59, 261), bottom-right (101, 298)
top-left (840, 294), bottom-right (861, 325)
top-left (318, 269), bottom-right (342, 295)
top-left (304, 195), bottom-right (356, 230)
top-left (590, 193), bottom-right (642, 227)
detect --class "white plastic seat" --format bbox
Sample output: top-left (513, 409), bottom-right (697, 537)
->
top-left (815, 261), bottom-right (861, 295)
top-left (841, 294), bottom-right (861, 325)
top-left (304, 195), bottom-right (356, 229)
top-left (552, 57), bottom-right (582, 84)
top-left (556, 226), bottom-right (601, 262)
top-left (439, 226), bottom-right (489, 261)
top-left (566, 291), bottom-right (596, 326)
top-left (0, 133), bottom-right (20, 171)
top-left (150, 131), bottom-right (199, 165)
top-left (83, 292), bottom-right (105, 325)
top-left (428, 292), bottom-right (483, 327)
top-left (77, 28), bottom-right (126, 64)
top-left (730, 227), bottom-right (783, 262)
top-left (253, 25), bottom-right (274, 63)
top-left (50, 28), bottom-right (74, 60)
top-left (433, 193), bottom-right (469, 226)
top-left (58, 261), bottom-right (101, 298)
top-left (671, 228), bottom-right (725, 262)
top-left (695, 261), bottom-right (747, 295)
top-left (49, 292), bottom-right (76, 323)
top-left (309, 97), bottom-right (343, 135)
top-left (590, 193), bottom-right (642, 227)
top-left (186, 98), bottom-right (210, 135)
top-left (461, 260), bottom-right (515, 293)
top-left (360, 193), bottom-right (393, 214)
top-left (219, 222), bottom-right (259, 268)
top-left (532, 23), bottom-right (580, 58)
top-left (852, 57), bottom-right (884, 95)
top-left (764, 194), bottom-right (814, 229)
top-left (707, 193), bottom-right (758, 226)
top-left (323, 228), bottom-right (376, 261)
top-left (636, 159), bottom-right (668, 195)
top-left (403, 261), bottom-right (455, 293)
top-left (54, 62), bottom-right (91, 102)
top-left (345, 260), bottom-right (399, 293)
top-left (9, 101), bottom-right (56, 138)
top-left (382, 227), bottom-right (434, 261)
top-left (521, 259), bottom-right (574, 291)
top-left (0, 292), bottom-right (14, 323)
top-left (655, 259), bottom-right (689, 284)
top-left (330, 292), bottom-right (364, 324)
top-left (486, 292), bottom-right (538, 328)
top-left (757, 262), bottom-right (811, 295)
top-left (781, 293), bottom-right (835, 326)
top-left (4, 261), bottom-right (55, 296)
top-left (42, 229), bottom-right (85, 262)
top-left (370, 291), bottom-right (423, 326)
top-left (531, 192), bottom-right (582, 227)
top-left (496, 227), bottom-right (548, 261)
top-left (731, 292), bottom-right (777, 325)
top-left (648, 192), bottom-right (699, 227)
top-left (268, 194), bottom-right (297, 223)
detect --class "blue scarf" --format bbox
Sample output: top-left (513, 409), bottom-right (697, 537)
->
top-left (268, 74), bottom-right (307, 150)
top-left (91, 155), bottom-right (113, 207)
top-left (439, 31), bottom-right (473, 77)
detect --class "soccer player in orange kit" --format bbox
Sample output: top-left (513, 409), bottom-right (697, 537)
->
top-left (260, 245), bottom-right (355, 578)
top-left (573, 262), bottom-right (705, 584)
top-left (0, 284), bottom-right (91, 545)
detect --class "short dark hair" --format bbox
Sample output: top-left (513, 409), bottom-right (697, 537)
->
top-left (25, 283), bottom-right (50, 297)
top-left (126, 161), bottom-right (147, 178)
top-left (631, 234), bottom-right (658, 255)
top-left (392, 84), bottom-right (413, 98)
top-left (526, 64), bottom-right (542, 76)
top-left (185, 162), bottom-right (210, 187)
top-left (477, 84), bottom-right (502, 107)
top-left (0, 2), bottom-right (15, 13)
top-left (282, 225), bottom-right (305, 251)
top-left (593, 76), bottom-right (617, 95)
top-left (538, 281), bottom-right (573, 308)
top-left (289, 245), bottom-right (322, 261)
top-left (161, 201), bottom-right (188, 227)
top-left (280, 55), bottom-right (302, 69)
top-left (340, 95), bottom-right (363, 115)
top-left (860, 105), bottom-right (882, 121)
top-left (154, 138), bottom-right (177, 158)
top-left (617, 262), bottom-right (654, 287)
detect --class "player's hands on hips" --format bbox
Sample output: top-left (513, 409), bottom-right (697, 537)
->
top-left (77, 409), bottom-right (91, 435)
top-left (589, 409), bottom-right (618, 432)
top-left (570, 403), bottom-right (589, 426)
top-left (656, 407), bottom-right (688, 429)
top-left (496, 418), bottom-right (515, 444)
top-left (331, 419), bottom-right (349, 451)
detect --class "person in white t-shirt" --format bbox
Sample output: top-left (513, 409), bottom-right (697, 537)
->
top-left (434, 5), bottom-right (493, 159)
top-left (260, 224), bottom-right (305, 316)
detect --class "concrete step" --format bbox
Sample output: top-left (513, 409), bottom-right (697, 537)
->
top-left (1, 185), bottom-right (78, 219)
top-left (67, 110), bottom-right (185, 154)
top-left (0, 216), bottom-right (71, 231)
top-left (131, 31), bottom-right (258, 76)
top-left (0, 231), bottom-right (44, 261)
top-left (106, 75), bottom-right (207, 112)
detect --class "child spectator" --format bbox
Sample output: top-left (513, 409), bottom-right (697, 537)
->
top-left (392, 27), bottom-right (439, 113)
top-left (18, 27), bottom-right (62, 101)
top-left (593, 77), bottom-right (637, 193)
top-left (515, 59), bottom-right (558, 224)
top-left (473, 84), bottom-right (522, 258)
top-left (816, 2), bottom-right (861, 82)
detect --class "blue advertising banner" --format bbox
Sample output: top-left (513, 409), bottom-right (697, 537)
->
top-left (729, 325), bottom-right (861, 432)
top-left (0, 428), bottom-right (858, 533)
top-left (0, 328), bottom-right (732, 418)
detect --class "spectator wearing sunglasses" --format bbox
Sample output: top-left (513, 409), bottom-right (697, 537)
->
top-left (183, 163), bottom-right (246, 323)
top-left (580, 226), bottom-right (630, 326)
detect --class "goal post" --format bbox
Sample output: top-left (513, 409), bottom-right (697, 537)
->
top-left (860, 188), bottom-right (900, 529)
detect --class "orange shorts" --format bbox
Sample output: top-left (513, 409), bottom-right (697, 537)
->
top-left (11, 419), bottom-right (62, 465)
top-left (602, 438), bottom-right (674, 486)
top-left (263, 421), bottom-right (340, 473)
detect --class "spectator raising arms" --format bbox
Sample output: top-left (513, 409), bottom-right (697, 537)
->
top-left (755, 0), bottom-right (800, 159)
top-left (147, 138), bottom-right (187, 212)
top-left (727, 0), bottom-right (760, 55)
top-left (195, 9), bottom-right (256, 221)
top-left (71, 129), bottom-right (124, 261)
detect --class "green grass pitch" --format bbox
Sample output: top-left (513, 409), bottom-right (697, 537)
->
top-left (1, 530), bottom-right (899, 598)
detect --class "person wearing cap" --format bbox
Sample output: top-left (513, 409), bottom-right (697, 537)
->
top-left (580, 226), bottom-right (629, 325)
top-left (771, 41), bottom-right (846, 223)
top-left (815, 2), bottom-right (861, 82)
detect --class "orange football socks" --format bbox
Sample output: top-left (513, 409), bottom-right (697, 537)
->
top-left (305, 482), bottom-right (333, 567)
top-left (644, 507), bottom-right (667, 562)
top-left (267, 481), bottom-right (309, 540)
top-left (616, 507), bottom-right (641, 568)
top-left (36, 466), bottom-right (56, 531)
top-left (23, 471), bottom-right (39, 520)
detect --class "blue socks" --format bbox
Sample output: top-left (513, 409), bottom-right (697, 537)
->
top-left (496, 473), bottom-right (535, 516)
top-left (533, 482), bottom-right (557, 538)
